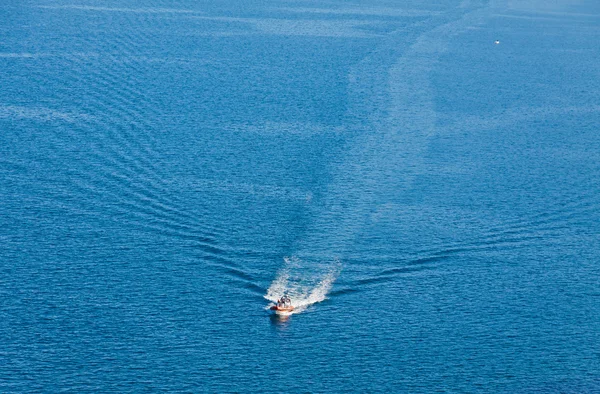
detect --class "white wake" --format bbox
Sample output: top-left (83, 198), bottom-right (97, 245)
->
top-left (265, 257), bottom-right (341, 314)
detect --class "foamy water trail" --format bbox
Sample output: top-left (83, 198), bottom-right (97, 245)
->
top-left (265, 257), bottom-right (341, 314)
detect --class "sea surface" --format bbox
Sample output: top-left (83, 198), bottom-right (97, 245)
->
top-left (1, 0), bottom-right (600, 392)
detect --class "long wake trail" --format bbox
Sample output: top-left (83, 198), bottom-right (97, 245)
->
top-left (263, 2), bottom-right (495, 314)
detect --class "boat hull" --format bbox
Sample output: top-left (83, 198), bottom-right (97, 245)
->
top-left (270, 305), bottom-right (294, 316)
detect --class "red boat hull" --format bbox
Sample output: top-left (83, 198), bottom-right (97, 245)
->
top-left (270, 305), bottom-right (294, 315)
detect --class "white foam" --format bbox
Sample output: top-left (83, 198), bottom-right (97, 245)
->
top-left (265, 257), bottom-right (341, 314)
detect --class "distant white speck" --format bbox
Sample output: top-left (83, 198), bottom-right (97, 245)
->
top-left (494, 40), bottom-right (500, 45)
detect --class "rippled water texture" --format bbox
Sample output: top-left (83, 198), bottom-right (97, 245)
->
top-left (1, 0), bottom-right (599, 392)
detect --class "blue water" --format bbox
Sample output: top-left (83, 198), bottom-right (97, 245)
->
top-left (1, 0), bottom-right (600, 392)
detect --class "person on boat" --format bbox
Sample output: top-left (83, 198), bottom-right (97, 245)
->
top-left (276, 295), bottom-right (290, 308)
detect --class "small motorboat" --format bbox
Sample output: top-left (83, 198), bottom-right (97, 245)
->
top-left (270, 295), bottom-right (294, 316)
